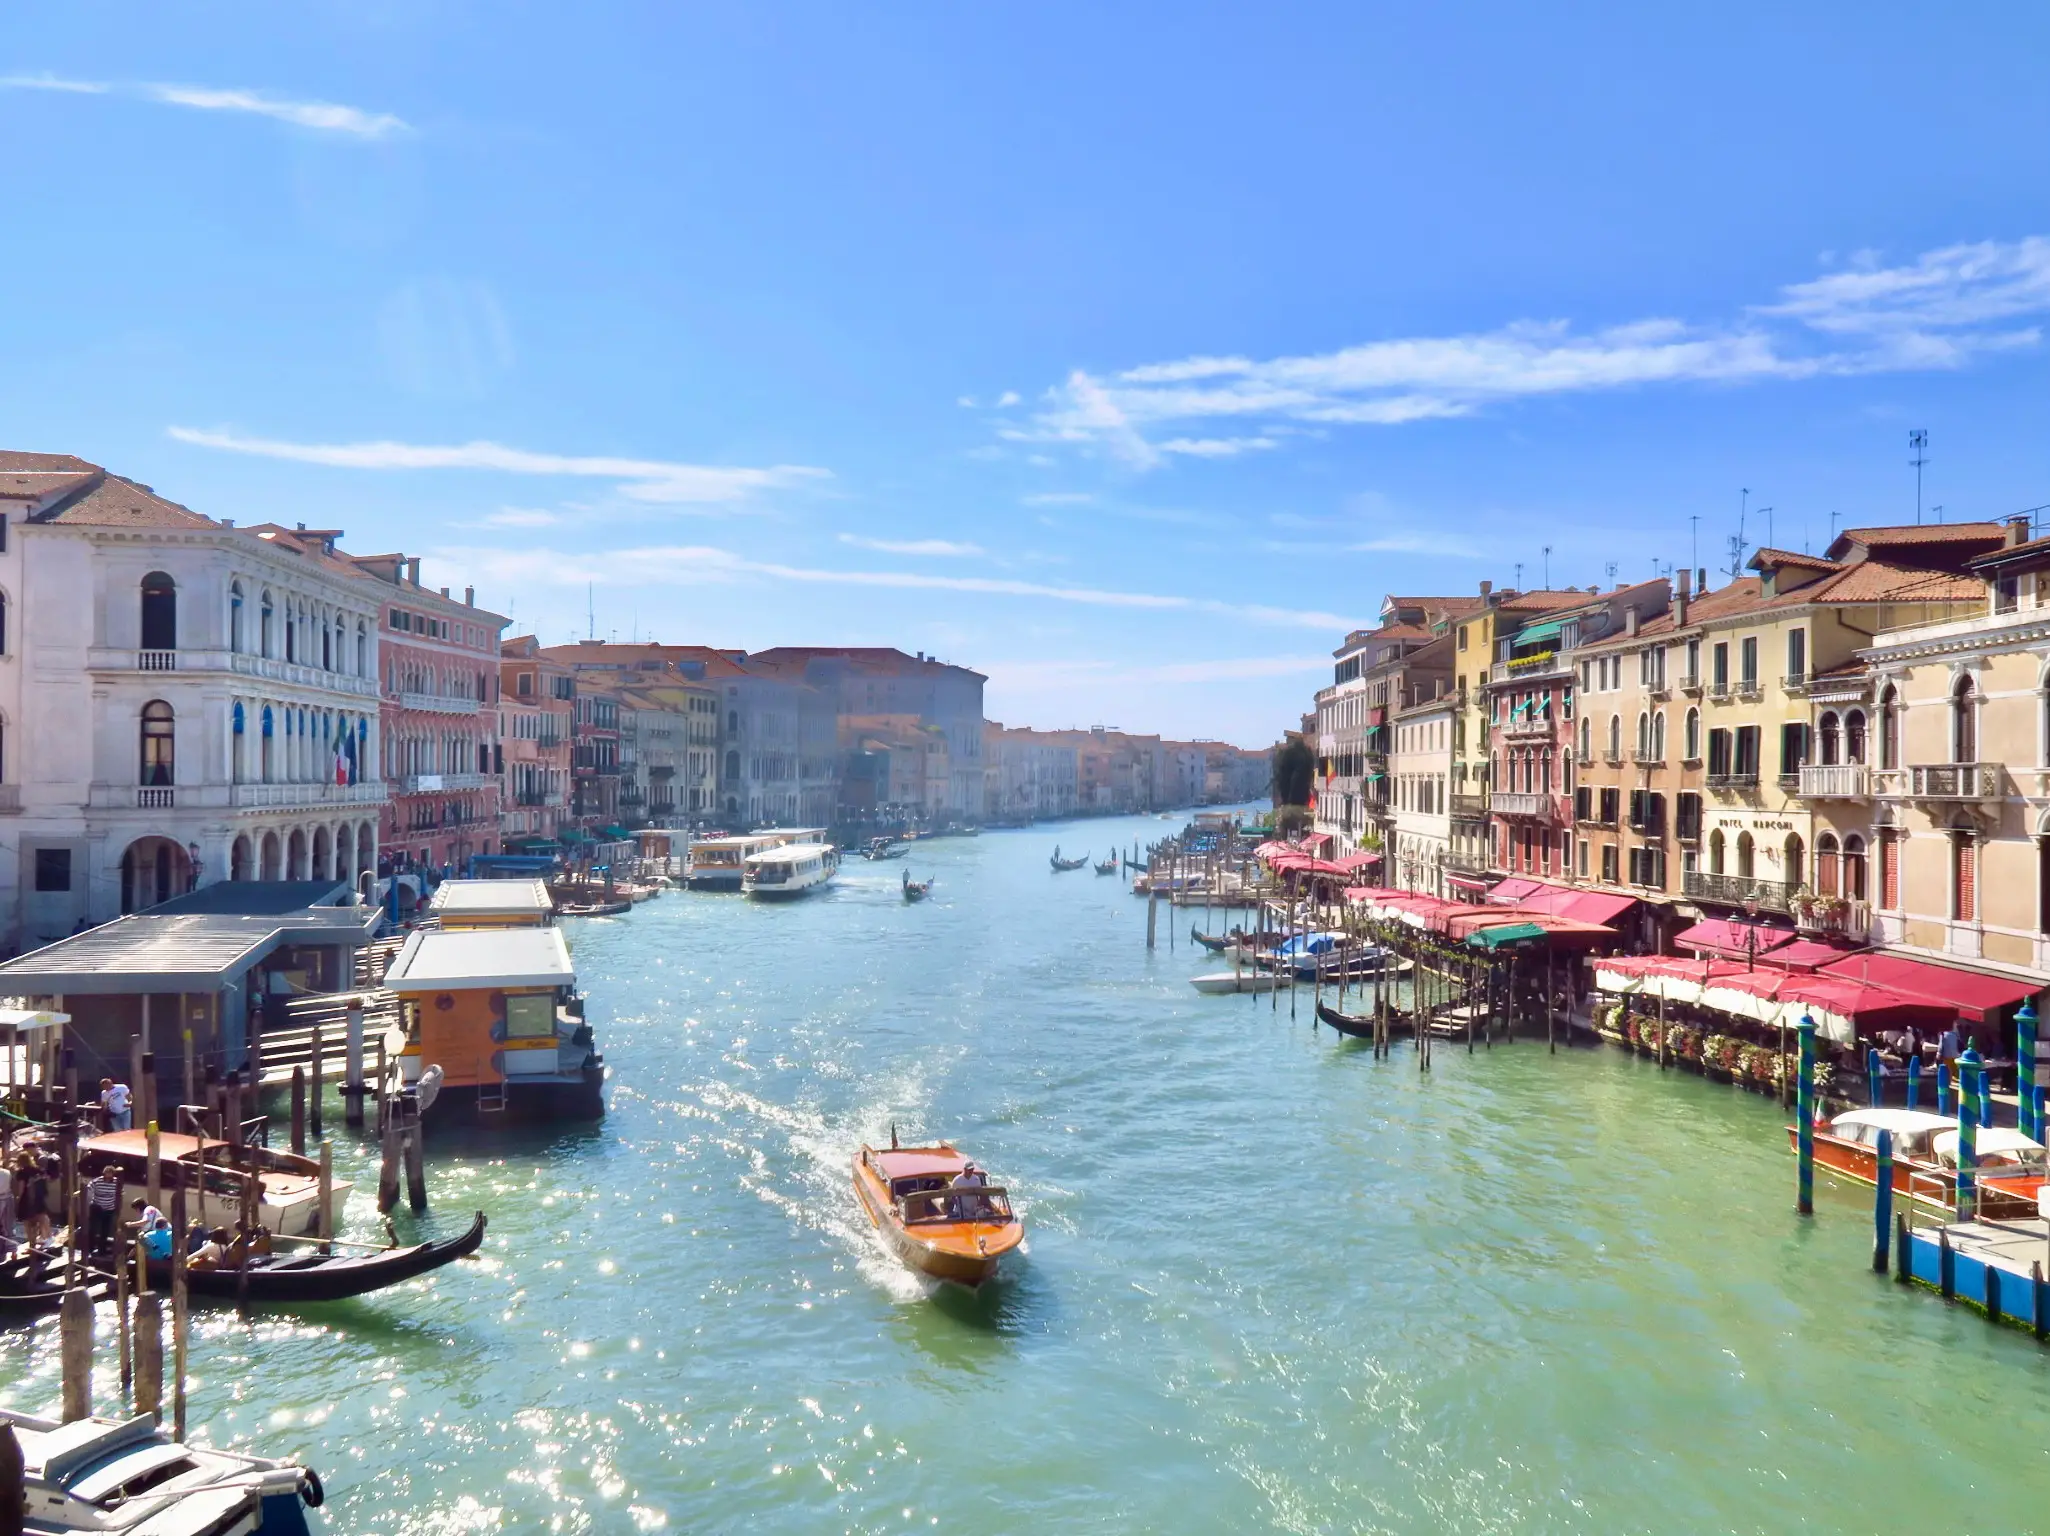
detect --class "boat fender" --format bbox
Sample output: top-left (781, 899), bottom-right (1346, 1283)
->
top-left (415, 1064), bottom-right (444, 1115)
top-left (300, 1467), bottom-right (325, 1507)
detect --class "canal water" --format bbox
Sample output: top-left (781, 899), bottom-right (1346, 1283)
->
top-left (5, 811), bottom-right (2049, 1532)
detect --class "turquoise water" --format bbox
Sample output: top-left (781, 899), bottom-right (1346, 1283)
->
top-left (6, 811), bottom-right (2050, 1533)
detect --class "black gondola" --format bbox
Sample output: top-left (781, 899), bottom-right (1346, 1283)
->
top-left (1049, 846), bottom-right (1089, 872)
top-left (1093, 858), bottom-right (1119, 875)
top-left (902, 870), bottom-right (933, 902)
top-left (140, 1210), bottom-right (488, 1303)
top-left (1314, 1002), bottom-right (1416, 1040)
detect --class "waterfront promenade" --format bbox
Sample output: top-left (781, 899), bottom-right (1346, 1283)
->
top-left (3, 812), bottom-right (2046, 1531)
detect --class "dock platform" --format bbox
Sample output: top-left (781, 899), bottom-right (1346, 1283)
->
top-left (1903, 1216), bottom-right (2050, 1331)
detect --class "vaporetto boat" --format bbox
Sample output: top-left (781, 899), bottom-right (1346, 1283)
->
top-left (742, 842), bottom-right (841, 899)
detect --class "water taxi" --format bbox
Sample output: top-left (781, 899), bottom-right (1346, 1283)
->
top-left (685, 834), bottom-right (782, 891)
top-left (382, 925), bottom-right (605, 1123)
top-left (1, 1406), bottom-right (323, 1533)
top-left (76, 1128), bottom-right (349, 1238)
top-left (741, 842), bottom-right (839, 899)
top-left (852, 1140), bottom-right (1023, 1287)
top-left (427, 877), bottom-right (555, 930)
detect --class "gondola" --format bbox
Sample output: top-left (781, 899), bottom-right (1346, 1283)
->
top-left (557, 898), bottom-right (633, 917)
top-left (1093, 858), bottom-right (1119, 875)
top-left (138, 1210), bottom-right (488, 1303)
top-left (1314, 1001), bottom-right (1416, 1039)
top-left (1049, 846), bottom-right (1089, 872)
top-left (1191, 926), bottom-right (1243, 952)
top-left (902, 870), bottom-right (933, 902)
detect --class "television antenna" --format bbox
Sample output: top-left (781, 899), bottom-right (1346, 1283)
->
top-left (1725, 532), bottom-right (1748, 580)
top-left (1757, 507), bottom-right (1774, 552)
top-left (1929, 505), bottom-right (1944, 525)
top-left (1514, 561), bottom-right (1524, 589)
top-left (1909, 430), bottom-right (1930, 524)
top-left (1689, 514), bottom-right (1700, 573)
top-left (1542, 545), bottom-right (1553, 588)
top-left (1604, 561), bottom-right (1619, 587)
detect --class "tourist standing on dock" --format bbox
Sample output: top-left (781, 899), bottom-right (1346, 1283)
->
top-left (100, 1077), bottom-right (132, 1132)
top-left (18, 1155), bottom-right (51, 1247)
top-left (85, 1164), bottom-right (121, 1254)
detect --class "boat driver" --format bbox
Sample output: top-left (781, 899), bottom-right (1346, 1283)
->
top-left (949, 1162), bottom-right (989, 1220)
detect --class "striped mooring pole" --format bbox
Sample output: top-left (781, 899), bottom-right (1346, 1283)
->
top-left (1872, 1128), bottom-right (1894, 1274)
top-left (1937, 1060), bottom-right (1952, 1118)
top-left (1866, 1046), bottom-right (1884, 1108)
top-left (1906, 1054), bottom-right (1922, 1111)
top-left (1796, 1015), bottom-right (1817, 1217)
top-left (1978, 1060), bottom-right (1995, 1129)
top-left (2019, 999), bottom-right (2041, 1142)
top-left (1956, 1047), bottom-right (1981, 1222)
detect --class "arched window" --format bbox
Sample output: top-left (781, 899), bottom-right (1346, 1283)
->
top-left (1843, 834), bottom-right (1868, 902)
top-left (322, 619), bottom-right (332, 671)
top-left (1952, 675), bottom-right (1977, 763)
top-left (1951, 818), bottom-right (1977, 921)
top-left (1816, 833), bottom-right (1841, 895)
top-left (1636, 712), bottom-right (1651, 759)
top-left (140, 572), bottom-right (177, 651)
top-left (1606, 715), bottom-right (1621, 761)
top-left (1652, 710), bottom-right (1667, 763)
top-left (230, 582), bottom-right (245, 652)
top-left (140, 701), bottom-right (175, 786)
top-left (1784, 833), bottom-right (1804, 891)
top-left (1845, 710), bottom-right (1867, 765)
top-left (1709, 828), bottom-right (1726, 874)
top-left (1684, 707), bottom-right (1700, 762)
top-left (724, 749), bottom-right (741, 782)
top-left (356, 622), bottom-right (369, 677)
top-left (1578, 717), bottom-right (1590, 759)
top-left (1878, 686), bottom-right (1900, 770)
top-left (1818, 711), bottom-right (1840, 767)
top-left (1736, 830), bottom-right (1755, 879)
top-left (260, 591), bottom-right (275, 656)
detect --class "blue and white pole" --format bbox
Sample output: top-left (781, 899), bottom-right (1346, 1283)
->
top-left (2018, 1000), bottom-right (2038, 1141)
top-left (1956, 1046), bottom-right (1981, 1222)
top-left (1907, 1054), bottom-right (1922, 1111)
top-left (1873, 1127), bottom-right (1894, 1273)
top-left (1938, 1060), bottom-right (1952, 1118)
top-left (1797, 1015), bottom-right (1818, 1216)
top-left (1867, 1046), bottom-right (1884, 1108)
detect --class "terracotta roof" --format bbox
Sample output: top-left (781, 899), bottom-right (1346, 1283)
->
top-left (1750, 547), bottom-right (1839, 572)
top-left (1835, 522), bottom-right (2004, 547)
top-left (1385, 595), bottom-right (1486, 612)
top-left (1500, 589), bottom-right (1608, 612)
top-left (34, 473), bottom-right (215, 530)
top-left (0, 451), bottom-right (97, 474)
top-left (1968, 535), bottom-right (2050, 568)
top-left (1800, 561), bottom-right (1981, 604)
top-left (0, 468), bottom-right (97, 503)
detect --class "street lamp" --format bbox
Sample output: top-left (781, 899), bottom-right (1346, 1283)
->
top-left (1744, 893), bottom-right (1761, 971)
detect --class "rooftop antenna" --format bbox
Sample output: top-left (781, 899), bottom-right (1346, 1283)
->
top-left (587, 582), bottom-right (595, 641)
top-left (1514, 560), bottom-right (1524, 589)
top-left (1690, 514), bottom-right (1700, 572)
top-left (1725, 532), bottom-right (1748, 580)
top-left (1930, 504), bottom-right (1944, 525)
top-left (1829, 509), bottom-right (1841, 546)
top-left (1909, 430), bottom-right (1929, 524)
top-left (1542, 546), bottom-right (1552, 587)
top-left (1604, 561), bottom-right (1619, 588)
top-left (1757, 507), bottom-right (1774, 552)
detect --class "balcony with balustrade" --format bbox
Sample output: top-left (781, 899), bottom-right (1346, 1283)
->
top-left (1450, 793), bottom-right (1489, 819)
top-left (1491, 790), bottom-right (1566, 822)
top-left (1682, 871), bottom-right (1797, 912)
top-left (87, 647), bottom-right (381, 698)
top-left (1797, 763), bottom-right (1871, 800)
top-left (1498, 714), bottom-right (1558, 741)
top-left (1900, 763), bottom-right (2003, 801)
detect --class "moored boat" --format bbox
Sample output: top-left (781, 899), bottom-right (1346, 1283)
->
top-left (0, 1406), bottom-right (323, 1533)
top-left (1314, 1001), bottom-right (1416, 1039)
top-left (76, 1129), bottom-right (349, 1239)
top-left (146, 1211), bottom-right (488, 1303)
top-left (1189, 970), bottom-right (1290, 995)
top-left (1093, 857), bottom-right (1119, 875)
top-left (852, 1140), bottom-right (1023, 1287)
top-left (1790, 1108), bottom-right (1966, 1209)
top-left (1190, 926), bottom-right (1242, 952)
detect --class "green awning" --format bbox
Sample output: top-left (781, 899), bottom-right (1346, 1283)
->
top-left (1364, 772), bottom-right (1386, 782)
top-left (1468, 921), bottom-right (1548, 949)
top-left (600, 825), bottom-right (632, 840)
top-left (558, 828), bottom-right (590, 843)
top-left (1512, 620), bottom-right (1564, 650)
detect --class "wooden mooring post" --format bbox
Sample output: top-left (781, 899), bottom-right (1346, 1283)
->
top-left (344, 1004), bottom-right (367, 1128)
top-left (310, 1020), bottom-right (324, 1137)
top-left (59, 1285), bottom-right (93, 1422)
top-left (291, 1066), bottom-right (307, 1156)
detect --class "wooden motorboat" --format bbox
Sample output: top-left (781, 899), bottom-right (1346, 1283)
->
top-left (1049, 846), bottom-right (1089, 872)
top-left (852, 1141), bottom-right (1023, 1288)
top-left (140, 1211), bottom-right (488, 1303)
top-left (901, 870), bottom-right (933, 903)
top-left (556, 897), bottom-right (632, 917)
top-left (0, 1405), bottom-right (322, 1532)
top-left (1189, 970), bottom-right (1290, 995)
top-left (1315, 1001), bottom-right (1416, 1039)
top-left (1789, 1108), bottom-right (1972, 1210)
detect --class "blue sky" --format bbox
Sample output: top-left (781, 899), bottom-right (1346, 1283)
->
top-left (4, 5), bottom-right (2048, 747)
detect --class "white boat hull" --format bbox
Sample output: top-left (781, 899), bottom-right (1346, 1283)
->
top-left (1190, 971), bottom-right (1290, 995)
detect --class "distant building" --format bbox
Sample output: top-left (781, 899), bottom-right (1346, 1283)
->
top-left (499, 635), bottom-right (576, 848)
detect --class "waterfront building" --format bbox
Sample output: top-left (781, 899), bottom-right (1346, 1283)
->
top-left (1678, 527), bottom-right (1996, 923)
top-left (346, 552), bottom-right (508, 872)
top-left (0, 456), bottom-right (386, 946)
top-left (499, 635), bottom-right (576, 849)
top-left (1389, 688), bottom-right (1458, 896)
top-left (840, 713), bottom-right (953, 823)
top-left (571, 680), bottom-right (623, 830)
top-left (984, 724), bottom-right (1080, 822)
top-left (747, 647), bottom-right (986, 820)
top-left (1484, 580), bottom-right (1670, 883)
top-left (1847, 518), bottom-right (2050, 973)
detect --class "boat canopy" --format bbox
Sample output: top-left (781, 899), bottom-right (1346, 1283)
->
top-left (429, 878), bottom-right (553, 921)
top-left (385, 926), bottom-right (575, 992)
top-left (1933, 1127), bottom-right (2046, 1166)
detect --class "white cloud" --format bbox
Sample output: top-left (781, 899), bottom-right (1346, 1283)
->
top-left (478, 507), bottom-right (562, 529)
top-left (3, 74), bottom-right (408, 137)
top-left (1014, 236), bottom-right (2050, 466)
top-left (996, 390), bottom-right (1022, 407)
top-left (1021, 492), bottom-right (1095, 506)
top-left (168, 426), bottom-right (828, 505)
top-left (956, 395), bottom-right (977, 408)
top-left (433, 542), bottom-right (1361, 632)
top-left (836, 533), bottom-right (984, 557)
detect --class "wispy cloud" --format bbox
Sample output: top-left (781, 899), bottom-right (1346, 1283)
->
top-left (476, 507), bottom-right (563, 529)
top-left (169, 426), bottom-right (828, 506)
top-left (836, 533), bottom-right (984, 557)
top-left (989, 655), bottom-right (1333, 688)
top-left (1021, 492), bottom-right (1095, 506)
top-left (2, 74), bottom-right (409, 137)
top-left (1013, 236), bottom-right (2050, 466)
top-left (433, 543), bottom-right (1361, 632)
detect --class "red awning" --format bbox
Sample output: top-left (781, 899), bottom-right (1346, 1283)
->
top-left (1673, 919), bottom-right (1798, 962)
top-left (1816, 952), bottom-right (2042, 1023)
top-left (1489, 877), bottom-right (1544, 902)
top-left (1550, 890), bottom-right (1639, 926)
top-left (1445, 872), bottom-right (1494, 894)
top-left (1335, 851), bottom-right (1382, 872)
top-left (1756, 939), bottom-right (1865, 974)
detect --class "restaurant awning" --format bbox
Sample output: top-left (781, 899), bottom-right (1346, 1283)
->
top-left (1469, 921), bottom-right (1547, 949)
top-left (1816, 953), bottom-right (2041, 1023)
top-left (1673, 919), bottom-right (1798, 962)
top-left (1446, 872), bottom-right (1494, 894)
top-left (1511, 619), bottom-right (1565, 649)
top-left (1489, 877), bottom-right (1544, 902)
top-left (1757, 939), bottom-right (1864, 974)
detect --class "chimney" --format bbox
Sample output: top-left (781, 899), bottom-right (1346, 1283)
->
top-left (219, 518), bottom-right (234, 528)
top-left (407, 557), bottom-right (422, 586)
top-left (2009, 515), bottom-right (2031, 547)
top-left (1673, 568), bottom-right (1690, 628)
top-left (1625, 607), bottom-right (1640, 636)
top-left (439, 586), bottom-right (450, 598)
top-left (1697, 567), bottom-right (1708, 593)
top-left (1479, 579), bottom-right (1493, 598)
top-left (465, 585), bottom-right (475, 606)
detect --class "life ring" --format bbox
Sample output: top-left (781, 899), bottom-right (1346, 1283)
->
top-left (300, 1467), bottom-right (325, 1508)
